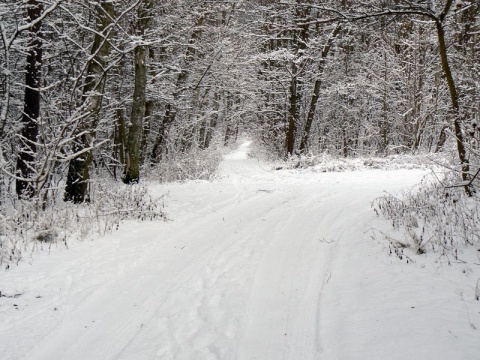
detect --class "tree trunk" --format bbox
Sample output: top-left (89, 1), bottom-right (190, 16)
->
top-left (286, 62), bottom-right (298, 156)
top-left (380, 50), bottom-right (389, 154)
top-left (434, 125), bottom-right (448, 153)
top-left (113, 107), bottom-right (126, 179)
top-left (435, 16), bottom-right (471, 195)
top-left (284, 2), bottom-right (311, 157)
top-left (412, 25), bottom-right (426, 151)
top-left (140, 47), bottom-right (156, 166)
top-left (299, 24), bottom-right (341, 153)
top-left (123, 0), bottom-right (154, 184)
top-left (16, 0), bottom-right (43, 198)
top-left (124, 45), bottom-right (147, 184)
top-left (202, 93), bottom-right (220, 149)
top-left (140, 99), bottom-right (153, 165)
top-left (150, 105), bottom-right (172, 163)
top-left (64, 1), bottom-right (114, 203)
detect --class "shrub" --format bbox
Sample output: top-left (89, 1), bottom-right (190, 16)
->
top-left (0, 178), bottom-right (166, 269)
top-left (373, 170), bottom-right (480, 262)
top-left (147, 145), bottom-right (225, 183)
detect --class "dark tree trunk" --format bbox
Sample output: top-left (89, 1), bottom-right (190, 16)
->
top-left (299, 24), bottom-right (341, 153)
top-left (123, 42), bottom-right (148, 184)
top-left (139, 45), bottom-right (156, 166)
top-left (435, 14), bottom-right (471, 195)
top-left (64, 1), bottom-right (114, 203)
top-left (16, 0), bottom-right (43, 198)
top-left (286, 3), bottom-right (311, 156)
top-left (286, 63), bottom-right (298, 156)
top-left (114, 107), bottom-right (126, 179)
top-left (434, 125), bottom-right (448, 153)
top-left (150, 105), bottom-right (172, 163)
top-left (123, 0), bottom-right (154, 184)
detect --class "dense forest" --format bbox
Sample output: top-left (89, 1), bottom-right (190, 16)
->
top-left (1, 0), bottom-right (478, 198)
top-left (0, 1), bottom-right (479, 264)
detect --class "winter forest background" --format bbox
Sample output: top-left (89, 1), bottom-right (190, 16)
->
top-left (1, 0), bottom-right (480, 268)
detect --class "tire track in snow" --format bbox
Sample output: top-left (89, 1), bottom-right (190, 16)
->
top-left (121, 190), bottom-right (299, 360)
top-left (236, 184), bottom-right (350, 360)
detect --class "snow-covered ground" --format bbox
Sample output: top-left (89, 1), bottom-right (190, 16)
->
top-left (1, 141), bottom-right (479, 360)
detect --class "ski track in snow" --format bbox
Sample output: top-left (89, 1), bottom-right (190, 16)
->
top-left (1, 140), bottom-right (479, 360)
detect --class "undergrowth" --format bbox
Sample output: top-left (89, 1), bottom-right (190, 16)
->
top-left (146, 145), bottom-right (225, 182)
top-left (275, 152), bottom-right (446, 172)
top-left (0, 179), bottom-right (166, 270)
top-left (0, 144), bottom-right (226, 269)
top-left (372, 170), bottom-right (480, 265)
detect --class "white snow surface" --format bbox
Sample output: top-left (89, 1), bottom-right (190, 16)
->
top-left (1, 140), bottom-right (479, 360)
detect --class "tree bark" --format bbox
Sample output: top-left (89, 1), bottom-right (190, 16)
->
top-left (123, 0), bottom-right (154, 184)
top-left (16, 0), bottom-right (43, 198)
top-left (64, 1), bottom-right (114, 203)
top-left (435, 16), bottom-right (471, 195)
top-left (286, 62), bottom-right (298, 156)
top-left (114, 107), bottom-right (126, 178)
top-left (124, 44), bottom-right (147, 184)
top-left (286, 2), bottom-right (311, 156)
top-left (140, 99), bottom-right (153, 165)
top-left (140, 47), bottom-right (156, 166)
top-left (299, 24), bottom-right (341, 153)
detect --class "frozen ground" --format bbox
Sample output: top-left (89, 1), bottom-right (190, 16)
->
top-left (1, 141), bottom-right (479, 360)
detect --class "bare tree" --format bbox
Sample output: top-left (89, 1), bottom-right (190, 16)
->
top-left (299, 23), bottom-right (341, 153)
top-left (123, 0), bottom-right (154, 184)
top-left (15, 0), bottom-right (43, 198)
top-left (64, 1), bottom-right (115, 203)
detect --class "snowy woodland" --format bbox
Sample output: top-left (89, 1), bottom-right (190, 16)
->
top-left (1, 0), bottom-right (480, 359)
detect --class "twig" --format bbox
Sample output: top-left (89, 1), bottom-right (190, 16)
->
top-left (445, 168), bottom-right (480, 189)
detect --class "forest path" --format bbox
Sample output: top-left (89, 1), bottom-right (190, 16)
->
top-left (1, 141), bottom-right (478, 360)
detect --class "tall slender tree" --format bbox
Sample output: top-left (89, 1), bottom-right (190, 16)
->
top-left (286, 1), bottom-right (311, 156)
top-left (299, 24), bottom-right (341, 153)
top-left (16, 0), bottom-right (43, 198)
top-left (123, 0), bottom-right (154, 184)
top-left (64, 0), bottom-right (115, 203)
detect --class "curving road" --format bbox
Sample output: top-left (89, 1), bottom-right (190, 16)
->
top-left (1, 141), bottom-right (478, 360)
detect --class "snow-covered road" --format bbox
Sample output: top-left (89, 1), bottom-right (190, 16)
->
top-left (1, 141), bottom-right (479, 360)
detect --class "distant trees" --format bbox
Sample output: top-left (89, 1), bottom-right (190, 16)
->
top-left (251, 1), bottom-right (340, 157)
